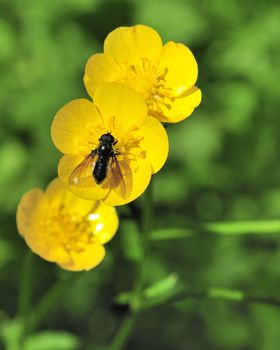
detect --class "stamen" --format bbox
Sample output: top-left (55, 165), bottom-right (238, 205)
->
top-left (118, 58), bottom-right (175, 117)
top-left (76, 125), bottom-right (105, 156)
top-left (118, 126), bottom-right (145, 163)
top-left (41, 205), bottom-right (98, 253)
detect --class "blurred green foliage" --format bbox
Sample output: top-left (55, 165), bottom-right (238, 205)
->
top-left (1, 0), bottom-right (280, 349)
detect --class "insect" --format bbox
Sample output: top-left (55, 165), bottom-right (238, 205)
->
top-left (69, 133), bottom-right (125, 192)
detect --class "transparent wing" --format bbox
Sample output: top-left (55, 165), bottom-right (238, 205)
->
top-left (68, 151), bottom-right (97, 187)
top-left (110, 155), bottom-right (127, 197)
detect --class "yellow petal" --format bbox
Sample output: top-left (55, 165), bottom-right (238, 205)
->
top-left (24, 232), bottom-right (71, 266)
top-left (84, 53), bottom-right (123, 99)
top-left (17, 186), bottom-right (72, 265)
top-left (58, 154), bottom-right (109, 201)
top-left (51, 99), bottom-right (104, 154)
top-left (88, 201), bottom-right (119, 244)
top-left (104, 25), bottom-right (162, 64)
top-left (159, 86), bottom-right (202, 123)
top-left (16, 189), bottom-right (44, 237)
top-left (45, 178), bottom-right (65, 201)
top-left (104, 158), bottom-right (152, 206)
top-left (46, 178), bottom-right (98, 217)
top-left (93, 82), bottom-right (147, 129)
top-left (136, 117), bottom-right (169, 173)
top-left (160, 41), bottom-right (198, 95)
top-left (59, 243), bottom-right (105, 271)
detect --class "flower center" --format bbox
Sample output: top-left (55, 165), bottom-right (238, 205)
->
top-left (103, 117), bottom-right (145, 163)
top-left (119, 58), bottom-right (175, 117)
top-left (42, 205), bottom-right (98, 253)
top-left (76, 124), bottom-right (105, 157)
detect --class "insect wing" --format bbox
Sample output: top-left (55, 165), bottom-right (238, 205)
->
top-left (69, 151), bottom-right (97, 187)
top-left (110, 155), bottom-right (127, 197)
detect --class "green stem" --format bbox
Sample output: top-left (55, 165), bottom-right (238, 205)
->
top-left (110, 182), bottom-right (155, 350)
top-left (134, 181), bottom-right (154, 305)
top-left (18, 250), bottom-right (33, 338)
top-left (108, 314), bottom-right (136, 350)
top-left (142, 180), bottom-right (154, 234)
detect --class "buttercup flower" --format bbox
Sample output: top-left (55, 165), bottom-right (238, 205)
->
top-left (16, 178), bottom-right (118, 271)
top-left (51, 82), bottom-right (168, 206)
top-left (84, 24), bottom-right (201, 123)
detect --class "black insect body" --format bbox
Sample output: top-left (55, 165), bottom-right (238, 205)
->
top-left (69, 133), bottom-right (125, 192)
top-left (93, 133), bottom-right (117, 184)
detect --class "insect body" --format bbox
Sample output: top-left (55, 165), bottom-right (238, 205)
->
top-left (69, 133), bottom-right (125, 191)
top-left (93, 133), bottom-right (116, 184)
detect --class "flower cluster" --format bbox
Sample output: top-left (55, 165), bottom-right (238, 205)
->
top-left (17, 24), bottom-right (201, 271)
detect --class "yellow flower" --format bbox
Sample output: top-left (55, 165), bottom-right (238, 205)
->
top-left (84, 24), bottom-right (201, 123)
top-left (51, 82), bottom-right (168, 206)
top-left (16, 178), bottom-right (118, 271)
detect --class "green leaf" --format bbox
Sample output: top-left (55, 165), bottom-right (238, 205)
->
top-left (205, 220), bottom-right (280, 235)
top-left (208, 287), bottom-right (244, 301)
top-left (148, 229), bottom-right (194, 240)
top-left (23, 331), bottom-right (80, 350)
top-left (120, 220), bottom-right (143, 262)
top-left (0, 318), bottom-right (23, 350)
top-left (143, 273), bottom-right (178, 299)
top-left (148, 220), bottom-right (280, 241)
top-left (114, 292), bottom-right (132, 305)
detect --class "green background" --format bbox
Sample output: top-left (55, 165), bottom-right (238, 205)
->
top-left (1, 0), bottom-right (280, 349)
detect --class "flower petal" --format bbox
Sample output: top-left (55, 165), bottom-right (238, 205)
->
top-left (104, 158), bottom-right (152, 206)
top-left (160, 41), bottom-right (198, 95)
top-left (93, 82), bottom-right (148, 129)
top-left (58, 154), bottom-right (109, 201)
top-left (104, 25), bottom-right (162, 64)
top-left (24, 232), bottom-right (71, 266)
top-left (88, 201), bottom-right (119, 244)
top-left (51, 99), bottom-right (104, 154)
top-left (84, 53), bottom-right (123, 99)
top-left (59, 242), bottom-right (105, 271)
top-left (159, 86), bottom-right (202, 123)
top-left (137, 117), bottom-right (169, 173)
top-left (45, 178), bottom-right (65, 201)
top-left (17, 185), bottom-right (73, 265)
top-left (46, 178), bottom-right (98, 217)
top-left (16, 189), bottom-right (44, 237)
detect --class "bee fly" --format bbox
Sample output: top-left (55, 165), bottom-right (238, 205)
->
top-left (69, 132), bottom-right (125, 190)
